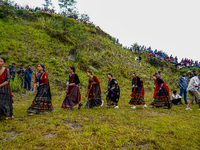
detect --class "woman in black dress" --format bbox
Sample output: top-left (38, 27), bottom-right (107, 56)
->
top-left (129, 72), bottom-right (147, 109)
top-left (104, 73), bottom-right (120, 108)
top-left (62, 66), bottom-right (82, 111)
top-left (27, 64), bottom-right (53, 115)
top-left (0, 57), bottom-right (14, 119)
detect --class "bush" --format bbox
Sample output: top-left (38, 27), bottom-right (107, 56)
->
top-left (9, 77), bottom-right (23, 92)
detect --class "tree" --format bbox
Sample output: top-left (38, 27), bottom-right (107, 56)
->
top-left (131, 43), bottom-right (139, 50)
top-left (42, 0), bottom-right (53, 8)
top-left (58, 0), bottom-right (76, 17)
top-left (2, 0), bottom-right (14, 5)
top-left (80, 13), bottom-right (90, 21)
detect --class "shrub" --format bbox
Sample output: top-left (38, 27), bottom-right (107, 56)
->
top-left (10, 77), bottom-right (23, 92)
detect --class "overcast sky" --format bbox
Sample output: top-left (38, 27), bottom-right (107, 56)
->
top-left (15, 0), bottom-right (200, 61)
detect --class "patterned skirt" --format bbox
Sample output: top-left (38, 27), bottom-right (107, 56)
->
top-left (129, 87), bottom-right (145, 105)
top-left (106, 86), bottom-right (120, 106)
top-left (154, 89), bottom-right (171, 107)
top-left (0, 85), bottom-right (13, 117)
top-left (27, 85), bottom-right (53, 114)
top-left (62, 86), bottom-right (80, 108)
top-left (85, 85), bottom-right (102, 108)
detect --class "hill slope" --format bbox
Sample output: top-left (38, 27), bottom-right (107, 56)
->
top-left (1, 4), bottom-right (200, 150)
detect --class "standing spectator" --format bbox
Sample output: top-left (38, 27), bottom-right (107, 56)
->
top-left (178, 71), bottom-right (188, 104)
top-left (24, 65), bottom-right (33, 90)
top-left (175, 56), bottom-right (178, 62)
top-left (8, 63), bottom-right (16, 80)
top-left (135, 45), bottom-right (137, 52)
top-left (17, 65), bottom-right (25, 87)
top-left (189, 70), bottom-right (199, 104)
top-left (185, 74), bottom-right (200, 110)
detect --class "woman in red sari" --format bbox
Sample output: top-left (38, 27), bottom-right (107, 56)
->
top-left (129, 72), bottom-right (147, 109)
top-left (0, 57), bottom-right (14, 119)
top-left (27, 64), bottom-right (53, 115)
top-left (62, 66), bottom-right (82, 111)
top-left (153, 75), bottom-right (172, 108)
top-left (85, 71), bottom-right (103, 108)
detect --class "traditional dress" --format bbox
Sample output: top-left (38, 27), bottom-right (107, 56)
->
top-left (129, 76), bottom-right (145, 105)
top-left (27, 71), bottom-right (53, 114)
top-left (85, 75), bottom-right (102, 108)
top-left (106, 78), bottom-right (120, 106)
top-left (62, 73), bottom-right (81, 108)
top-left (153, 78), bottom-right (172, 108)
top-left (0, 67), bottom-right (13, 117)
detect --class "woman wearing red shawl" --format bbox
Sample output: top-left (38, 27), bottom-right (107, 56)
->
top-left (62, 66), bottom-right (82, 111)
top-left (153, 75), bottom-right (172, 108)
top-left (85, 71), bottom-right (103, 108)
top-left (129, 72), bottom-right (147, 109)
top-left (27, 64), bottom-right (53, 115)
top-left (0, 57), bottom-right (14, 119)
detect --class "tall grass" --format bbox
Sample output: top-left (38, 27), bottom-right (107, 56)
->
top-left (9, 77), bottom-right (23, 92)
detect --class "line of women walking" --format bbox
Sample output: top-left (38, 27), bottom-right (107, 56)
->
top-left (0, 57), bottom-right (171, 119)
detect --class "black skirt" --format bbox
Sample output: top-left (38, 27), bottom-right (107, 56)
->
top-left (0, 85), bottom-right (13, 117)
top-left (27, 85), bottom-right (53, 114)
top-left (106, 86), bottom-right (120, 105)
top-left (85, 85), bottom-right (102, 108)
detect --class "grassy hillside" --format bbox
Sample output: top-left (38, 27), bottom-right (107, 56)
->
top-left (0, 4), bottom-right (200, 150)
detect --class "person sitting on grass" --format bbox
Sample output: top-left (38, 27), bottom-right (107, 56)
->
top-left (171, 90), bottom-right (182, 105)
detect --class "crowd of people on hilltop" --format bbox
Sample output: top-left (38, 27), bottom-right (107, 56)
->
top-left (140, 45), bottom-right (200, 69)
top-left (0, 2), bottom-right (101, 29)
top-left (114, 40), bottom-right (200, 70)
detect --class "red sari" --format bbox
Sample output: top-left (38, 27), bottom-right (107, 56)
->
top-left (0, 67), bottom-right (13, 117)
top-left (153, 78), bottom-right (171, 107)
top-left (0, 67), bottom-right (13, 103)
top-left (27, 72), bottom-right (53, 114)
top-left (85, 75), bottom-right (102, 108)
top-left (88, 75), bottom-right (101, 100)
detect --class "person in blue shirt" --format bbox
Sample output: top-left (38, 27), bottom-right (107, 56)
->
top-left (24, 65), bottom-right (33, 90)
top-left (8, 63), bottom-right (16, 80)
top-left (178, 71), bottom-right (188, 104)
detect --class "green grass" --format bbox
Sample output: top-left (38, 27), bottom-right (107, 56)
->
top-left (1, 91), bottom-right (200, 150)
top-left (0, 4), bottom-right (200, 150)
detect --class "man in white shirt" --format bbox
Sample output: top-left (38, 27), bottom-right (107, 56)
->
top-left (171, 90), bottom-right (182, 105)
top-left (185, 74), bottom-right (200, 110)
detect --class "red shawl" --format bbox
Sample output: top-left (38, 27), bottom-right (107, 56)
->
top-left (0, 67), bottom-right (13, 103)
top-left (130, 76), bottom-right (144, 98)
top-left (66, 73), bottom-right (81, 102)
top-left (153, 78), bottom-right (170, 99)
top-left (88, 75), bottom-right (101, 99)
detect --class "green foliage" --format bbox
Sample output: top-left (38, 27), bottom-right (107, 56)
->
top-left (58, 0), bottom-right (76, 16)
top-left (42, 0), bottom-right (53, 8)
top-left (9, 77), bottom-right (23, 92)
top-left (80, 13), bottom-right (90, 21)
